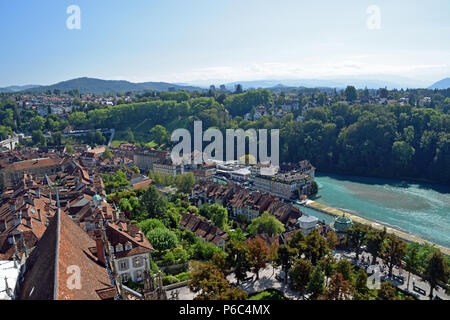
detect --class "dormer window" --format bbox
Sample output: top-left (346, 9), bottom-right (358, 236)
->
top-left (115, 244), bottom-right (123, 252)
top-left (125, 243), bottom-right (132, 251)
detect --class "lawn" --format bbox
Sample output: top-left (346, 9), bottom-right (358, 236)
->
top-left (248, 289), bottom-right (286, 300)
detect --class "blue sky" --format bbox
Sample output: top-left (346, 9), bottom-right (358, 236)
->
top-left (0, 0), bottom-right (449, 87)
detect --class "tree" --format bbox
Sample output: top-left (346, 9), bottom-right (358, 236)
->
top-left (326, 230), bottom-right (338, 251)
top-left (380, 234), bottom-right (407, 278)
top-left (344, 86), bottom-right (357, 102)
top-left (276, 244), bottom-right (297, 285)
top-left (150, 125), bottom-right (170, 146)
top-left (234, 84), bottom-right (243, 94)
top-left (138, 218), bottom-right (167, 235)
top-left (65, 145), bottom-right (74, 154)
top-left (347, 224), bottom-right (368, 261)
top-left (118, 198), bottom-right (132, 214)
top-left (199, 203), bottom-right (228, 230)
top-left (354, 268), bottom-right (369, 295)
top-left (309, 181), bottom-right (319, 197)
top-left (51, 131), bottom-right (62, 146)
top-left (325, 273), bottom-right (351, 300)
top-left (29, 116), bottom-right (46, 131)
top-left (392, 141), bottom-right (415, 167)
top-left (366, 228), bottom-right (386, 265)
top-left (288, 230), bottom-right (307, 256)
top-left (229, 228), bottom-right (246, 242)
top-left (423, 251), bottom-right (448, 300)
top-left (32, 130), bottom-right (46, 146)
top-left (125, 127), bottom-right (135, 144)
top-left (379, 87), bottom-right (388, 98)
top-left (306, 266), bottom-right (325, 299)
top-left (211, 252), bottom-right (228, 274)
top-left (101, 169), bottom-right (129, 193)
top-left (226, 240), bottom-right (251, 285)
top-left (247, 237), bottom-right (270, 280)
top-left (247, 211), bottom-right (285, 237)
top-left (304, 228), bottom-right (329, 265)
top-left (131, 165), bottom-right (140, 174)
top-left (138, 185), bottom-right (168, 224)
top-left (318, 255), bottom-right (336, 285)
top-left (175, 172), bottom-right (195, 193)
top-left (68, 111), bottom-right (87, 126)
top-left (102, 148), bottom-right (113, 160)
top-left (335, 259), bottom-right (353, 282)
top-left (192, 240), bottom-right (223, 261)
top-left (290, 258), bottom-right (313, 293)
top-left (189, 262), bottom-right (247, 300)
top-left (146, 227), bottom-right (178, 251)
top-left (404, 243), bottom-right (421, 292)
top-left (377, 281), bottom-right (397, 300)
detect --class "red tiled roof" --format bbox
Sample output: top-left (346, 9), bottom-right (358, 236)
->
top-left (19, 212), bottom-right (115, 300)
top-left (132, 179), bottom-right (152, 190)
top-left (2, 157), bottom-right (61, 172)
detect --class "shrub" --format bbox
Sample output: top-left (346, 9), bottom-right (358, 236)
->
top-left (162, 275), bottom-right (180, 286)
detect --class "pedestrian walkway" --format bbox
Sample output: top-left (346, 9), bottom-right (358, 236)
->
top-left (227, 265), bottom-right (304, 300)
top-left (337, 249), bottom-right (449, 300)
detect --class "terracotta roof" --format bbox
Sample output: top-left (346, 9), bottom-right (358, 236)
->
top-left (19, 212), bottom-right (115, 300)
top-left (2, 157), bottom-right (61, 172)
top-left (179, 211), bottom-right (228, 245)
top-left (105, 222), bottom-right (154, 259)
top-left (132, 179), bottom-right (152, 190)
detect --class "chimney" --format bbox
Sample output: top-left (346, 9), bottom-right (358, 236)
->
top-left (94, 230), bottom-right (106, 265)
top-left (37, 189), bottom-right (41, 199)
top-left (37, 209), bottom-right (42, 222)
top-left (139, 232), bottom-right (143, 242)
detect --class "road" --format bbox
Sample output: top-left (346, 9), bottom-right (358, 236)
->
top-left (108, 128), bottom-right (115, 147)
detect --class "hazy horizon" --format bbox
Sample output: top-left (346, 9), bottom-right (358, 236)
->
top-left (1, 0), bottom-right (449, 87)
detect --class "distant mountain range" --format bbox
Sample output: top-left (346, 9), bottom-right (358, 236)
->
top-left (222, 77), bottom-right (432, 90)
top-left (429, 78), bottom-right (450, 89)
top-left (0, 77), bottom-right (203, 94)
top-left (0, 84), bottom-right (40, 93)
top-left (1, 76), bottom-right (449, 94)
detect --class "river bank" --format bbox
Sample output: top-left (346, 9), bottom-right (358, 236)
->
top-left (313, 173), bottom-right (450, 249)
top-left (301, 200), bottom-right (450, 256)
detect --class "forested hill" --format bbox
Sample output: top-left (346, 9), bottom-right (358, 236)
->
top-left (1, 88), bottom-right (449, 184)
top-left (21, 77), bottom-right (203, 94)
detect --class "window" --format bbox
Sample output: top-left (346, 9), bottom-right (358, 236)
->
top-left (115, 244), bottom-right (123, 252)
top-left (118, 260), bottom-right (128, 271)
top-left (135, 270), bottom-right (143, 281)
top-left (133, 256), bottom-right (143, 268)
top-left (125, 243), bottom-right (132, 251)
top-left (121, 273), bottom-right (129, 283)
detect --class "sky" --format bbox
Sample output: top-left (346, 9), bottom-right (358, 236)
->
top-left (0, 0), bottom-right (449, 87)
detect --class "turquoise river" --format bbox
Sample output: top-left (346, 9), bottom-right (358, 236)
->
top-left (297, 173), bottom-right (450, 248)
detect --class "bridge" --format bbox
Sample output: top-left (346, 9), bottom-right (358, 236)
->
top-left (0, 135), bottom-right (19, 151)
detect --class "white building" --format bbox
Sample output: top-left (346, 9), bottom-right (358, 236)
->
top-left (296, 215), bottom-right (319, 235)
top-left (105, 222), bottom-right (154, 283)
